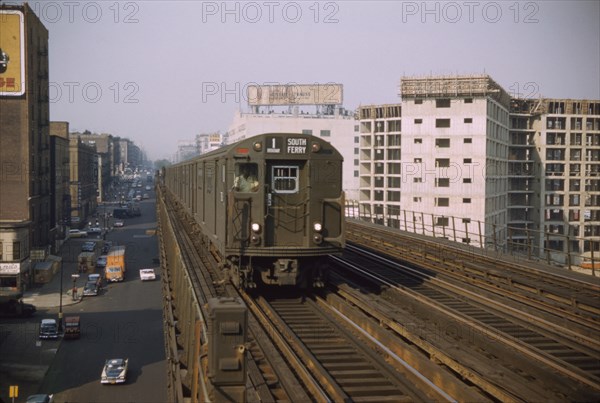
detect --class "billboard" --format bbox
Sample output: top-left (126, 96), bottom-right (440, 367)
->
top-left (247, 84), bottom-right (343, 106)
top-left (0, 10), bottom-right (25, 96)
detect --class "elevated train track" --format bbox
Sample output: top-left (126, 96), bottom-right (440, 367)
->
top-left (158, 183), bottom-right (599, 401)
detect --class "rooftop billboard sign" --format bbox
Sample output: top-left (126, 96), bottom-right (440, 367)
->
top-left (0, 10), bottom-right (25, 96)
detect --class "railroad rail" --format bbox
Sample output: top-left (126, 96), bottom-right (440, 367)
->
top-left (329, 242), bottom-right (600, 400)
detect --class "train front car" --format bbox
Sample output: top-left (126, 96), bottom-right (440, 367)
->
top-left (225, 133), bottom-right (345, 288)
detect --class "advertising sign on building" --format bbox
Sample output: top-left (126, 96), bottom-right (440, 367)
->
top-left (0, 10), bottom-right (25, 96)
top-left (247, 84), bottom-right (343, 106)
top-left (0, 263), bottom-right (21, 275)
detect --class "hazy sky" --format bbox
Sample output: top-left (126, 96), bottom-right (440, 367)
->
top-left (21, 0), bottom-right (600, 160)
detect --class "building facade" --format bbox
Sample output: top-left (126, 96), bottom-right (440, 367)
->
top-left (69, 136), bottom-right (97, 227)
top-left (0, 4), bottom-right (50, 295)
top-left (358, 74), bottom-right (599, 268)
top-left (49, 122), bottom-right (71, 248)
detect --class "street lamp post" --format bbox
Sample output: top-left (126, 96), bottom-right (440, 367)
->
top-left (58, 262), bottom-right (64, 332)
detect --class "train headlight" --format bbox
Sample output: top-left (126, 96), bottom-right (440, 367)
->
top-left (313, 234), bottom-right (323, 244)
top-left (251, 234), bottom-right (261, 245)
top-left (253, 141), bottom-right (262, 152)
top-left (311, 142), bottom-right (321, 153)
top-left (313, 222), bottom-right (323, 232)
top-left (251, 223), bottom-right (261, 233)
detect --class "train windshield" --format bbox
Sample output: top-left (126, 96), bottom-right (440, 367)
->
top-left (234, 163), bottom-right (259, 192)
top-left (272, 166), bottom-right (299, 193)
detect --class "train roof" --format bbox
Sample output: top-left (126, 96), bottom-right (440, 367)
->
top-left (171, 133), bottom-right (343, 167)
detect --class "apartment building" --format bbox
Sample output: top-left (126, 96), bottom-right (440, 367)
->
top-left (0, 4), bottom-right (50, 294)
top-left (359, 75), bottom-right (510, 247)
top-left (358, 74), bottom-right (599, 267)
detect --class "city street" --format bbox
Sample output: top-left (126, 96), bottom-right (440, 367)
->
top-left (1, 187), bottom-right (167, 403)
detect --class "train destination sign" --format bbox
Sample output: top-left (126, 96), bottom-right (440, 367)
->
top-left (266, 137), bottom-right (308, 154)
top-left (287, 138), bottom-right (307, 154)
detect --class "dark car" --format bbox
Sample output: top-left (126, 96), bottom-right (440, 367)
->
top-left (81, 241), bottom-right (97, 252)
top-left (96, 255), bottom-right (107, 269)
top-left (39, 319), bottom-right (58, 339)
top-left (83, 281), bottom-right (99, 296)
top-left (101, 241), bottom-right (113, 254)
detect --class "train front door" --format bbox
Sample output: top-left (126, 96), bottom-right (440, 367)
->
top-left (265, 162), bottom-right (307, 247)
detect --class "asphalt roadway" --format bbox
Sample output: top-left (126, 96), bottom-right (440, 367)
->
top-left (0, 194), bottom-right (167, 403)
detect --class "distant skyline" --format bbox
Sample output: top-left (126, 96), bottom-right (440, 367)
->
top-left (18, 0), bottom-right (600, 160)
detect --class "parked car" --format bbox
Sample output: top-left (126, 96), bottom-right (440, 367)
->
top-left (68, 229), bottom-right (87, 238)
top-left (96, 255), bottom-right (107, 269)
top-left (88, 273), bottom-right (103, 289)
top-left (83, 281), bottom-right (99, 296)
top-left (142, 193), bottom-right (149, 199)
top-left (101, 358), bottom-right (129, 384)
top-left (114, 220), bottom-right (124, 228)
top-left (81, 241), bottom-right (97, 252)
top-left (26, 395), bottom-right (54, 403)
top-left (139, 268), bottom-right (156, 281)
top-left (39, 318), bottom-right (58, 339)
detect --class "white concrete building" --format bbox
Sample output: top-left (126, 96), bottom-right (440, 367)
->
top-left (359, 75), bottom-right (510, 248)
top-left (225, 107), bottom-right (360, 200)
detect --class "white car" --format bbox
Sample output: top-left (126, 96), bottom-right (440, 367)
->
top-left (114, 220), bottom-right (124, 227)
top-left (139, 268), bottom-right (156, 281)
top-left (101, 358), bottom-right (128, 384)
top-left (68, 229), bottom-right (87, 238)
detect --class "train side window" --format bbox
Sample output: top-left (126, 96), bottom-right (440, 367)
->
top-left (234, 163), bottom-right (259, 192)
top-left (272, 166), bottom-right (299, 193)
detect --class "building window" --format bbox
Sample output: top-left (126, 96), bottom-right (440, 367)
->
top-left (414, 138), bottom-right (422, 144)
top-left (436, 217), bottom-right (449, 226)
top-left (462, 237), bottom-right (471, 244)
top-left (414, 118), bottom-right (422, 124)
top-left (302, 129), bottom-right (313, 135)
top-left (354, 125), bottom-right (359, 132)
top-left (354, 136), bottom-right (359, 143)
top-left (462, 218), bottom-right (471, 223)
top-left (320, 129), bottom-right (331, 137)
top-left (413, 197), bottom-right (422, 202)
top-left (414, 158), bottom-right (422, 163)
top-left (464, 98), bottom-right (473, 103)
top-left (436, 99), bottom-right (451, 108)
top-left (354, 171), bottom-right (359, 177)
top-left (414, 177), bottom-right (422, 183)
top-left (463, 178), bottom-right (472, 183)
top-left (436, 178), bottom-right (450, 187)
top-left (354, 147), bottom-right (359, 154)
top-left (436, 158), bottom-right (450, 168)
top-left (0, 241), bottom-right (2, 261)
top-left (436, 119), bottom-right (451, 128)
top-left (435, 138), bottom-right (450, 148)
top-left (464, 118), bottom-right (473, 123)
top-left (464, 158), bottom-right (472, 164)
top-left (435, 197), bottom-right (449, 207)
top-left (464, 138), bottom-right (472, 143)
top-left (12, 242), bottom-right (20, 260)
top-left (415, 99), bottom-right (423, 104)
top-left (354, 159), bottom-right (359, 166)
top-left (463, 198), bottom-right (471, 203)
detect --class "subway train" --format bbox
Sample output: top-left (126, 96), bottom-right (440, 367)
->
top-left (162, 133), bottom-right (345, 289)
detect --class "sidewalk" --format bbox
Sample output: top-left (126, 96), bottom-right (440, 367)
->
top-left (22, 240), bottom-right (91, 309)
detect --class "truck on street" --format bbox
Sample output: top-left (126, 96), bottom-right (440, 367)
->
top-left (105, 246), bottom-right (126, 282)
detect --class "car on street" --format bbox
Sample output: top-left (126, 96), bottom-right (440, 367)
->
top-left (87, 226), bottom-right (102, 234)
top-left (114, 220), bottom-right (125, 227)
top-left (142, 193), bottom-right (149, 199)
top-left (81, 241), bottom-right (97, 252)
top-left (68, 229), bottom-right (87, 238)
top-left (88, 273), bottom-right (103, 289)
top-left (102, 241), bottom-right (113, 254)
top-left (145, 185), bottom-right (151, 191)
top-left (139, 268), bottom-right (156, 281)
top-left (101, 358), bottom-right (129, 384)
top-left (83, 281), bottom-right (99, 296)
top-left (96, 255), bottom-right (108, 269)
top-left (39, 318), bottom-right (58, 339)
top-left (26, 394), bottom-right (54, 403)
